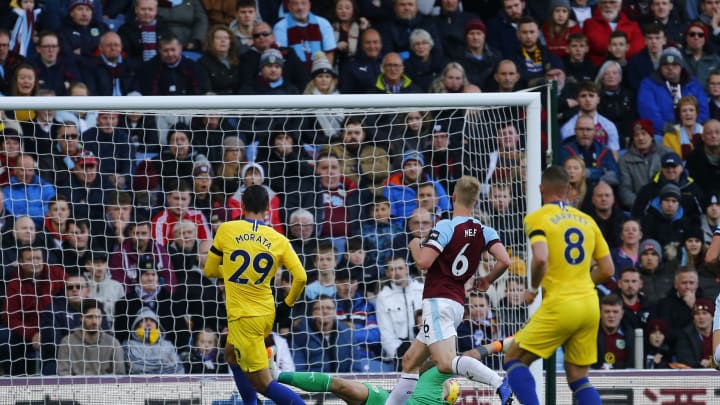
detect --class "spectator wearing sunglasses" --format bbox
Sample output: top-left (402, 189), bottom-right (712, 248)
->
top-left (683, 22), bottom-right (720, 92)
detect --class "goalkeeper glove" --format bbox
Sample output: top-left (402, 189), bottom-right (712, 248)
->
top-left (276, 300), bottom-right (292, 319)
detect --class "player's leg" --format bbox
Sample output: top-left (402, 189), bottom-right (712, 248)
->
top-left (278, 371), bottom-right (373, 405)
top-left (384, 339), bottom-right (429, 405)
top-left (503, 340), bottom-right (540, 405)
top-left (232, 317), bottom-right (307, 404)
top-left (462, 341), bottom-right (513, 404)
top-left (561, 296), bottom-right (602, 405)
top-left (225, 342), bottom-right (258, 405)
top-left (564, 363), bottom-right (601, 405)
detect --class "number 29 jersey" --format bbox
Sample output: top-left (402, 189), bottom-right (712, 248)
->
top-left (423, 216), bottom-right (502, 304)
top-left (524, 202), bottom-right (610, 303)
top-left (205, 219), bottom-right (306, 321)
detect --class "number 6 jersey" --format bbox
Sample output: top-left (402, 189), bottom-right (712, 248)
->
top-left (422, 216), bottom-right (501, 304)
top-left (524, 202), bottom-right (610, 303)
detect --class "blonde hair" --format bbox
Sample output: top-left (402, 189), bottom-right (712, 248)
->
top-left (454, 176), bottom-right (481, 207)
top-left (563, 156), bottom-right (587, 208)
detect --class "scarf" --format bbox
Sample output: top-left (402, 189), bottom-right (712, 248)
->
top-left (158, 0), bottom-right (183, 7)
top-left (312, 88), bottom-right (344, 139)
top-left (101, 54), bottom-right (123, 96)
top-left (140, 21), bottom-right (158, 62)
top-left (134, 284), bottom-right (161, 307)
top-left (521, 46), bottom-right (543, 74)
top-left (9, 8), bottom-right (40, 56)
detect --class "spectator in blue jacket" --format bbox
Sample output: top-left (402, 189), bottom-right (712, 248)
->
top-left (557, 115), bottom-right (620, 187)
top-left (339, 28), bottom-right (383, 93)
top-left (638, 47), bottom-right (709, 135)
top-left (3, 154), bottom-right (56, 227)
top-left (292, 295), bottom-right (354, 373)
top-left (383, 150), bottom-right (451, 223)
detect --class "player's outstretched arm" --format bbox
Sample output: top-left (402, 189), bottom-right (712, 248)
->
top-left (278, 372), bottom-right (370, 404)
top-left (706, 233), bottom-right (720, 265)
top-left (409, 237), bottom-right (440, 271)
top-left (462, 341), bottom-right (504, 362)
top-left (203, 245), bottom-right (223, 279)
top-left (281, 245), bottom-right (308, 307)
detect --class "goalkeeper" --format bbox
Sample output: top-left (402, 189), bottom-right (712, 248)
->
top-left (277, 341), bottom-right (511, 404)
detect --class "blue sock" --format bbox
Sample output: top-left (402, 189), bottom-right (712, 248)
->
top-left (504, 360), bottom-right (539, 405)
top-left (229, 365), bottom-right (258, 405)
top-left (569, 377), bottom-right (601, 405)
top-left (263, 380), bottom-right (306, 404)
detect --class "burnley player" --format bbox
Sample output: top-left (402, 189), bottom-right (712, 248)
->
top-left (385, 176), bottom-right (513, 405)
top-left (707, 224), bottom-right (720, 368)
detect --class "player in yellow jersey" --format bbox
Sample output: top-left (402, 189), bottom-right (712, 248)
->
top-left (503, 165), bottom-right (614, 405)
top-left (204, 184), bottom-right (307, 405)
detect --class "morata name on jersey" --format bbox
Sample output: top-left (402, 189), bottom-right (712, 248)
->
top-left (235, 233), bottom-right (273, 249)
top-left (549, 211), bottom-right (589, 225)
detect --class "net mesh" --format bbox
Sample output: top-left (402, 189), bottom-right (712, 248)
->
top-left (0, 100), bottom-right (531, 402)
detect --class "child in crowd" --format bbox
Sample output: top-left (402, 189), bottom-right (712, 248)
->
top-left (305, 240), bottom-right (338, 300)
top-left (563, 33), bottom-right (596, 84)
top-left (182, 329), bottom-right (227, 374)
top-left (644, 319), bottom-right (671, 369)
top-left (8, 0), bottom-right (42, 56)
top-left (607, 30), bottom-right (630, 67)
top-left (362, 196), bottom-right (404, 272)
top-left (228, 0), bottom-right (258, 53)
top-left (84, 252), bottom-right (124, 326)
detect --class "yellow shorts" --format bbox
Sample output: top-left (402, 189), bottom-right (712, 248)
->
top-left (515, 294), bottom-right (599, 367)
top-left (227, 316), bottom-right (273, 373)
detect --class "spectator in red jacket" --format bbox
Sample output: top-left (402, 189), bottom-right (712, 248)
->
top-left (0, 246), bottom-right (66, 375)
top-left (583, 0), bottom-right (644, 66)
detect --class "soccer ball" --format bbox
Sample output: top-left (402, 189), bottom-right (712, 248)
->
top-left (442, 378), bottom-right (460, 404)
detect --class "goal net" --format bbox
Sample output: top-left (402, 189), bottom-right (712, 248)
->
top-left (0, 93), bottom-right (541, 404)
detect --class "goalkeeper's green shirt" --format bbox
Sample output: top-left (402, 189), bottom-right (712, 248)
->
top-left (407, 366), bottom-right (453, 405)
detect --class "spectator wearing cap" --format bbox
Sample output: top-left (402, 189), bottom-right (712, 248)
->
top-left (558, 114), bottom-right (620, 187)
top-left (583, 0), bottom-right (644, 66)
top-left (233, 162), bottom-right (284, 234)
top-left (56, 151), bottom-right (113, 227)
top-left (546, 57), bottom-right (578, 125)
top-left (241, 47), bottom-right (300, 95)
top-left (640, 182), bottom-right (693, 247)
top-left (140, 33), bottom-right (209, 96)
top-left (302, 52), bottom-right (342, 136)
top-left (676, 227), bottom-right (717, 300)
top-left (618, 118), bottom-right (671, 210)
top-left (155, 0), bottom-right (208, 53)
top-left (0, 128), bottom-right (23, 187)
top-left (190, 161), bottom-right (236, 229)
top-left (508, 16), bottom-right (564, 87)
top-left (383, 150), bottom-right (450, 222)
top-left (58, 0), bottom-right (109, 70)
top-left (374, 0), bottom-right (442, 62)
top-left (459, 19), bottom-right (502, 89)
top-left (701, 190), bottom-right (720, 244)
top-left (686, 118), bottom-right (720, 192)
top-left (675, 297), bottom-right (715, 368)
top-left (486, 0), bottom-right (531, 58)
top-left (422, 120), bottom-right (462, 194)
top-left (662, 95), bottom-right (704, 161)
top-left (82, 111), bottom-right (134, 189)
top-left (403, 28), bottom-right (448, 92)
top-left (432, 0), bottom-right (478, 61)
top-left (113, 255), bottom-right (190, 352)
top-left (637, 47), bottom-right (709, 136)
top-left (632, 151), bottom-right (705, 221)
top-left (117, 0), bottom-right (171, 64)
top-left (339, 28), bottom-right (383, 94)
top-left (637, 238), bottom-right (673, 305)
top-left (625, 23), bottom-right (667, 92)
top-left (197, 25), bottom-right (241, 95)
top-left (273, 0), bottom-right (337, 72)
top-left (374, 52), bottom-right (422, 94)
top-left (644, 318), bottom-right (672, 369)
top-left (3, 154), bottom-right (56, 227)
top-left (237, 21), bottom-right (310, 92)
top-left (541, 0), bottom-right (582, 59)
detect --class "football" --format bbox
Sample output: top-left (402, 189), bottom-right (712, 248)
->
top-left (442, 378), bottom-right (460, 404)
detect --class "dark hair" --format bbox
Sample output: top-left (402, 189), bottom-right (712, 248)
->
top-left (618, 266), bottom-right (640, 278)
top-left (373, 195), bottom-right (390, 207)
top-left (346, 235), bottom-right (364, 252)
top-left (609, 30), bottom-right (628, 42)
top-left (541, 165), bottom-right (569, 189)
top-left (517, 16), bottom-right (538, 28)
top-left (165, 179), bottom-right (193, 194)
top-left (107, 190), bottom-right (133, 206)
top-left (641, 22), bottom-right (664, 36)
top-left (53, 121), bottom-right (79, 139)
top-left (343, 116), bottom-right (364, 128)
top-left (567, 32), bottom-right (587, 44)
top-left (128, 218), bottom-right (151, 232)
top-left (505, 275), bottom-right (527, 287)
top-left (315, 239), bottom-right (336, 255)
top-left (81, 298), bottom-right (105, 315)
top-left (159, 32), bottom-right (182, 47)
top-left (600, 293), bottom-right (623, 307)
top-left (576, 80), bottom-right (600, 95)
top-left (236, 0), bottom-right (256, 10)
top-left (37, 30), bottom-right (59, 44)
top-left (242, 184), bottom-right (269, 214)
top-left (467, 290), bottom-right (490, 305)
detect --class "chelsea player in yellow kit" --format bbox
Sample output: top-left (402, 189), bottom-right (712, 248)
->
top-left (503, 166), bottom-right (614, 405)
top-left (204, 184), bottom-right (307, 405)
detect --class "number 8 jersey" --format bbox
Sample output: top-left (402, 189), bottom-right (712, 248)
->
top-left (422, 216), bottom-right (501, 304)
top-left (523, 202), bottom-right (610, 303)
top-left (204, 219), bottom-right (307, 321)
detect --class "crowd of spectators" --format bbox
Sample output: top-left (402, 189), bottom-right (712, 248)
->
top-left (0, 0), bottom-right (719, 376)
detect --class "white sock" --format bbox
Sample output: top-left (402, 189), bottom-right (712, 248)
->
top-left (385, 373), bottom-right (419, 405)
top-left (452, 355), bottom-right (503, 388)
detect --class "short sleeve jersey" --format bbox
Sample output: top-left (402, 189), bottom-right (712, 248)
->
top-left (423, 216), bottom-right (501, 304)
top-left (205, 219), bottom-right (305, 320)
top-left (524, 202), bottom-right (610, 303)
